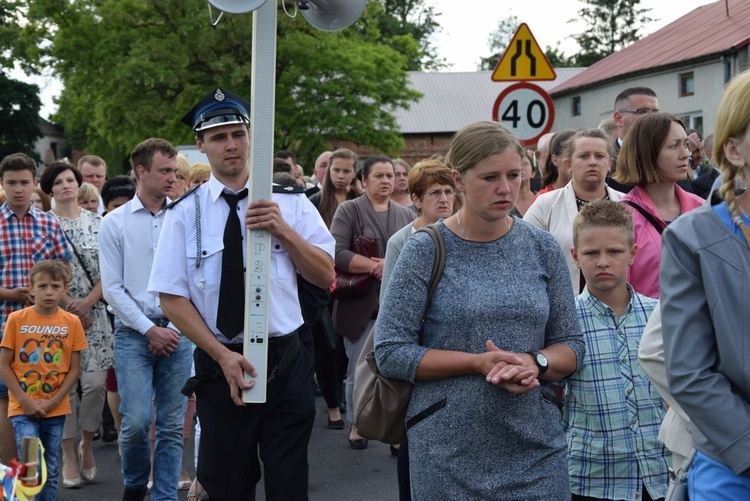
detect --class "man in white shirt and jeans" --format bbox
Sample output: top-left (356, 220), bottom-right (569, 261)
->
top-left (99, 138), bottom-right (191, 501)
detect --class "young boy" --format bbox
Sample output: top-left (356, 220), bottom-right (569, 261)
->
top-left (0, 260), bottom-right (87, 501)
top-left (564, 199), bottom-right (669, 501)
top-left (0, 153), bottom-right (71, 462)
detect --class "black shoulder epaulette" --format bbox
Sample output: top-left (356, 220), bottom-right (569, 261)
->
top-left (165, 185), bottom-right (201, 210)
top-left (272, 184), bottom-right (305, 194)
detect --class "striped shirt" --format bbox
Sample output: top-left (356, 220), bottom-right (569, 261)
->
top-left (0, 203), bottom-right (71, 334)
top-left (564, 286), bottom-right (669, 501)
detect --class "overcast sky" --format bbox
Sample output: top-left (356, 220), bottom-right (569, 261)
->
top-left (430, 0), bottom-right (714, 71)
top-left (17, 0), bottom-right (715, 118)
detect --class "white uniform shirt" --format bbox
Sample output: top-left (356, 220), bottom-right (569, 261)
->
top-left (148, 175), bottom-right (335, 344)
top-left (99, 194), bottom-right (170, 334)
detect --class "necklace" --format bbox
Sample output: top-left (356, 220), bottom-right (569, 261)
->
top-left (456, 210), bottom-right (510, 241)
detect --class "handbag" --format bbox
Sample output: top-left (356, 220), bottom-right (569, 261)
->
top-left (665, 448), bottom-right (696, 501)
top-left (353, 224), bottom-right (446, 445)
top-left (330, 203), bottom-right (379, 301)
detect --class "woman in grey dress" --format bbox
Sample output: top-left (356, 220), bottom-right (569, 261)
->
top-left (375, 121), bottom-right (584, 500)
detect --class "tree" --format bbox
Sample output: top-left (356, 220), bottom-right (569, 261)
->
top-left (570, 0), bottom-right (653, 67)
top-left (366, 0), bottom-right (444, 71)
top-left (544, 43), bottom-right (577, 68)
top-left (0, 2), bottom-right (41, 161)
top-left (14, 0), bottom-right (422, 171)
top-left (0, 73), bottom-right (42, 161)
top-left (479, 16), bottom-right (519, 71)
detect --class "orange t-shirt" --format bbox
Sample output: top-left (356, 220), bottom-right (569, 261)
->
top-left (0, 307), bottom-right (87, 417)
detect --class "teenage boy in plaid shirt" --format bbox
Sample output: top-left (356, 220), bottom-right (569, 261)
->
top-left (0, 153), bottom-right (71, 462)
top-left (564, 199), bottom-right (669, 501)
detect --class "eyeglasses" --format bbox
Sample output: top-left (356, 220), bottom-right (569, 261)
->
top-left (425, 189), bottom-right (456, 200)
top-left (618, 108), bottom-right (659, 115)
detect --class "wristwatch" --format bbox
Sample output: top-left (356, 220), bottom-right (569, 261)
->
top-left (526, 351), bottom-right (549, 376)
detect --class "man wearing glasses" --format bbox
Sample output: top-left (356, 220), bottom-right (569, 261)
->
top-left (609, 87), bottom-right (659, 193)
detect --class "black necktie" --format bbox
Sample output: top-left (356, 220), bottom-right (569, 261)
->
top-left (217, 189), bottom-right (249, 339)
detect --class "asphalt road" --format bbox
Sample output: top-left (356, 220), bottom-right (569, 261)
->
top-left (56, 395), bottom-right (399, 501)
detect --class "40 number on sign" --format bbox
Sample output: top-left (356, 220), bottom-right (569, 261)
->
top-left (492, 82), bottom-right (555, 146)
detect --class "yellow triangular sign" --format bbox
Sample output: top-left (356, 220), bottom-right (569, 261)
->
top-left (491, 23), bottom-right (556, 82)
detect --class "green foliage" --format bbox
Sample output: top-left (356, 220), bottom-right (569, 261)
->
top-left (570, 0), bottom-right (653, 66)
top-left (14, 0), bottom-right (422, 171)
top-left (369, 0), bottom-right (444, 70)
top-left (480, 16), bottom-right (519, 71)
top-left (0, 73), bottom-right (42, 161)
top-left (544, 43), bottom-right (577, 68)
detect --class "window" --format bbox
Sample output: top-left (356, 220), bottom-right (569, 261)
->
top-left (572, 96), bottom-right (581, 116)
top-left (678, 112), bottom-right (703, 136)
top-left (680, 72), bottom-right (695, 97)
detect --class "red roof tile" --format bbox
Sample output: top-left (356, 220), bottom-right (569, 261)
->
top-left (551, 0), bottom-right (750, 95)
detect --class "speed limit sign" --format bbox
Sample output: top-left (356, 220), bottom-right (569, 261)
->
top-left (492, 82), bottom-right (555, 146)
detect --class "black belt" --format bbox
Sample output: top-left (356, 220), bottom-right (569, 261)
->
top-left (181, 331), bottom-right (300, 398)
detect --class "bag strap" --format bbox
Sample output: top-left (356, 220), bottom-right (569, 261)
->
top-left (671, 448), bottom-right (697, 483)
top-left (353, 201), bottom-right (365, 236)
top-left (415, 224), bottom-right (446, 307)
top-left (622, 200), bottom-right (664, 235)
top-left (62, 230), bottom-right (97, 288)
top-left (414, 224), bottom-right (446, 344)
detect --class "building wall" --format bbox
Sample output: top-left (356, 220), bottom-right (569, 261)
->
top-left (332, 133), bottom-right (453, 167)
top-left (551, 55), bottom-right (749, 139)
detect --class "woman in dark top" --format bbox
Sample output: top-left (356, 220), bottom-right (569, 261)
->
top-left (330, 155), bottom-right (415, 449)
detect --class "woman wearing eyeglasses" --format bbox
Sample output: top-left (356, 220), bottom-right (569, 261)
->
top-left (381, 160), bottom-right (457, 292)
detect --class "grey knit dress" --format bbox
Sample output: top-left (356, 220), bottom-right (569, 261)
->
top-left (375, 219), bottom-right (584, 501)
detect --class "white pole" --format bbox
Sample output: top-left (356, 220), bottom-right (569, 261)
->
top-left (243, 0), bottom-right (276, 404)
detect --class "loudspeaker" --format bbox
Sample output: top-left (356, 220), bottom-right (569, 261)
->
top-left (207, 0), bottom-right (268, 14)
top-left (299, 0), bottom-right (368, 31)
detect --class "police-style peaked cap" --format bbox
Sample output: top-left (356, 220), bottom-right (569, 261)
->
top-left (181, 87), bottom-right (251, 132)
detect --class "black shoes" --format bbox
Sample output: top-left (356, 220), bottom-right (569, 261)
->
top-left (122, 486), bottom-right (148, 501)
top-left (101, 421), bottom-right (118, 443)
top-left (327, 418), bottom-right (345, 430)
top-left (349, 438), bottom-right (368, 450)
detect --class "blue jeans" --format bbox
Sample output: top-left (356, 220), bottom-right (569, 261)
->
top-left (11, 414), bottom-right (65, 501)
top-left (114, 319), bottom-right (191, 501)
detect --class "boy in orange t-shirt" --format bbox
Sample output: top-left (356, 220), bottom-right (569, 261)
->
top-left (0, 260), bottom-right (87, 501)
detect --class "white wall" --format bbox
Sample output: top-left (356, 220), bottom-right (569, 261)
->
top-left (551, 57), bottom-right (741, 138)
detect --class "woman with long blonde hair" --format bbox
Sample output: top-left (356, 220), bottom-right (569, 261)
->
top-left (660, 70), bottom-right (750, 498)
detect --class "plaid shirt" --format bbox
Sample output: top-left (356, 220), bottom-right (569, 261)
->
top-left (0, 203), bottom-right (71, 334)
top-left (564, 286), bottom-right (669, 501)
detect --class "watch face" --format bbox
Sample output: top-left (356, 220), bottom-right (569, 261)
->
top-left (536, 352), bottom-right (548, 367)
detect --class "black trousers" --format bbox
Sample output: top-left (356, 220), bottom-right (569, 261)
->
top-left (193, 336), bottom-right (315, 501)
top-left (311, 306), bottom-right (347, 410)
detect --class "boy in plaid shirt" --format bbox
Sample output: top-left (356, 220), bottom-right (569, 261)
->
top-left (564, 200), bottom-right (668, 501)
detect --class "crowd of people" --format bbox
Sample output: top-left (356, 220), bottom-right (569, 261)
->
top-left (0, 71), bottom-right (747, 501)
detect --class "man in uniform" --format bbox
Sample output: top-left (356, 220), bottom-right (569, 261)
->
top-left (148, 87), bottom-right (335, 500)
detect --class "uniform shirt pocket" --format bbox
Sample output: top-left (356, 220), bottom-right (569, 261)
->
top-left (186, 236), bottom-right (224, 291)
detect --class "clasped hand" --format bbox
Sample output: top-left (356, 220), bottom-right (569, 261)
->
top-left (478, 340), bottom-right (539, 394)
